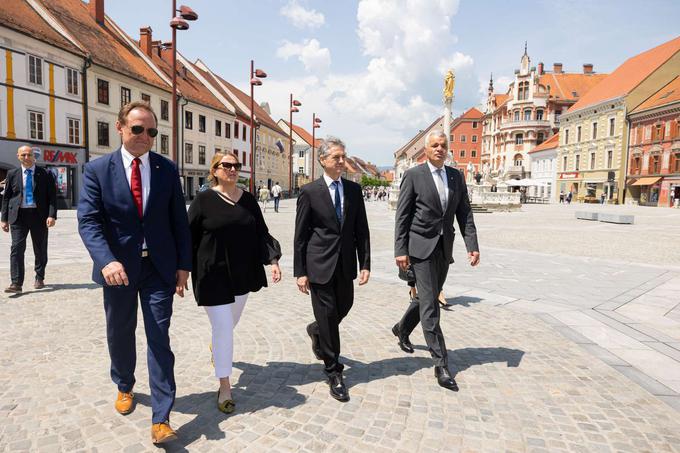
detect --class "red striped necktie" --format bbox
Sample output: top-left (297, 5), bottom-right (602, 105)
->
top-left (131, 157), bottom-right (143, 218)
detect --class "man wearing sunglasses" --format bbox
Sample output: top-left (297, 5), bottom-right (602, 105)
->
top-left (78, 101), bottom-right (191, 444)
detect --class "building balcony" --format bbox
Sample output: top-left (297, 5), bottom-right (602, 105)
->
top-left (507, 165), bottom-right (526, 177)
top-left (500, 119), bottom-right (551, 131)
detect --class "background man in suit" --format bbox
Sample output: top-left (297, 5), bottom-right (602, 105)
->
top-left (1, 145), bottom-right (57, 293)
top-left (393, 130), bottom-right (480, 391)
top-left (78, 101), bottom-right (191, 444)
top-left (294, 136), bottom-right (370, 402)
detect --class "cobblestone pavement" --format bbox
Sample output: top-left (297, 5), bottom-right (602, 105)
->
top-left (1, 200), bottom-right (679, 452)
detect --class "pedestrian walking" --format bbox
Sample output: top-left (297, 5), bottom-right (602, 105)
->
top-left (294, 136), bottom-right (370, 402)
top-left (1, 145), bottom-right (57, 293)
top-left (271, 181), bottom-right (282, 212)
top-left (393, 130), bottom-right (480, 391)
top-left (188, 152), bottom-right (281, 414)
top-left (77, 101), bottom-right (191, 444)
top-left (259, 185), bottom-right (270, 212)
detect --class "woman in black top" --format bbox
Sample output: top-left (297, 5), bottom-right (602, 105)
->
top-left (188, 152), bottom-right (281, 414)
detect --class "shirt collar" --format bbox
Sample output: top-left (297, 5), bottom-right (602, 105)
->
top-left (23, 164), bottom-right (36, 173)
top-left (426, 160), bottom-right (445, 174)
top-left (323, 173), bottom-right (342, 187)
top-left (120, 146), bottom-right (150, 168)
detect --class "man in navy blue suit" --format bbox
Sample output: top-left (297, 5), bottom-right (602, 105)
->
top-left (78, 101), bottom-right (191, 444)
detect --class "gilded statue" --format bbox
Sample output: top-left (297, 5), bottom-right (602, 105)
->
top-left (443, 69), bottom-right (455, 99)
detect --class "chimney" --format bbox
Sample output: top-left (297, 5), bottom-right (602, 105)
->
top-left (583, 63), bottom-right (593, 74)
top-left (139, 27), bottom-right (153, 57)
top-left (537, 62), bottom-right (544, 75)
top-left (151, 40), bottom-right (162, 57)
top-left (553, 63), bottom-right (563, 74)
top-left (89, 0), bottom-right (105, 26)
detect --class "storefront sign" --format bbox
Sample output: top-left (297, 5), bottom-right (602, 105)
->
top-left (559, 172), bottom-right (579, 179)
top-left (42, 150), bottom-right (79, 164)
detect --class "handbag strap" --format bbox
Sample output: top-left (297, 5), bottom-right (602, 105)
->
top-left (213, 189), bottom-right (236, 206)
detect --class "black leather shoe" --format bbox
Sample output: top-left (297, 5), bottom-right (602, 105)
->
top-left (435, 366), bottom-right (458, 391)
top-left (328, 374), bottom-right (349, 402)
top-left (392, 323), bottom-right (414, 353)
top-left (306, 323), bottom-right (322, 360)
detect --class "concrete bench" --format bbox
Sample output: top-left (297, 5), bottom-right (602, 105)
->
top-left (576, 211), bottom-right (599, 221)
top-left (598, 213), bottom-right (634, 224)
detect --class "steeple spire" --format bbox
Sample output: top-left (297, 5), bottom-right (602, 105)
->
top-left (524, 41), bottom-right (528, 55)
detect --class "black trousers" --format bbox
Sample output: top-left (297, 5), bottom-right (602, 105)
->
top-left (9, 208), bottom-right (48, 286)
top-left (103, 258), bottom-right (176, 424)
top-left (398, 237), bottom-right (450, 366)
top-left (309, 256), bottom-right (354, 376)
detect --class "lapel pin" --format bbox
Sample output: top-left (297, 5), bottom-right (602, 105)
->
top-left (155, 165), bottom-right (160, 169)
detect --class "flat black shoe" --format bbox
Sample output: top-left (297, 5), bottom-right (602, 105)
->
top-left (328, 374), bottom-right (349, 402)
top-left (392, 324), bottom-right (414, 353)
top-left (435, 366), bottom-right (458, 391)
top-left (306, 323), bottom-right (322, 360)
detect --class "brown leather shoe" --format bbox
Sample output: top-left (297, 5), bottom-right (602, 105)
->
top-left (151, 422), bottom-right (177, 444)
top-left (4, 283), bottom-right (22, 293)
top-left (34, 279), bottom-right (45, 289)
top-left (114, 391), bottom-right (135, 415)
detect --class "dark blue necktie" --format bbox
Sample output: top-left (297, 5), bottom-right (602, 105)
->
top-left (25, 169), bottom-right (34, 205)
top-left (331, 181), bottom-right (342, 223)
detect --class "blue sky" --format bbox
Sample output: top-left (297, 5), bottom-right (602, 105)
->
top-left (106, 0), bottom-right (680, 166)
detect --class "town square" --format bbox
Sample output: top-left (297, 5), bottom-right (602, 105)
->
top-left (1, 0), bottom-right (680, 451)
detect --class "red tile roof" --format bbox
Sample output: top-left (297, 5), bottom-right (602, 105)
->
top-left (493, 94), bottom-right (509, 107)
top-left (459, 107), bottom-right (484, 119)
top-left (570, 36), bottom-right (680, 112)
top-left (1, 0), bottom-right (84, 56)
top-left (39, 0), bottom-right (170, 91)
top-left (344, 157), bottom-right (360, 174)
top-left (211, 75), bottom-right (287, 136)
top-left (151, 49), bottom-right (225, 112)
top-left (631, 76), bottom-right (680, 113)
top-left (281, 120), bottom-right (323, 147)
top-left (528, 133), bottom-right (559, 154)
top-left (190, 63), bottom-right (250, 122)
top-left (538, 73), bottom-right (608, 102)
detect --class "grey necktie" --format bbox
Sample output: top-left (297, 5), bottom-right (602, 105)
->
top-left (434, 168), bottom-right (447, 211)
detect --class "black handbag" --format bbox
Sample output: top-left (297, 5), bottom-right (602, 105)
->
top-left (398, 265), bottom-right (415, 283)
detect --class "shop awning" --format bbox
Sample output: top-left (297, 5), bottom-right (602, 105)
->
top-left (631, 177), bottom-right (661, 186)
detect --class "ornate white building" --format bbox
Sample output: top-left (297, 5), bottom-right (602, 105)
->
top-left (482, 46), bottom-right (607, 180)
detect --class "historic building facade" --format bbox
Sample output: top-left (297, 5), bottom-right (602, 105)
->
top-left (626, 76), bottom-right (680, 207)
top-left (482, 47), bottom-right (607, 181)
top-left (0, 0), bottom-right (88, 208)
top-left (558, 36), bottom-right (680, 203)
top-left (527, 133), bottom-right (558, 200)
top-left (450, 107), bottom-right (483, 180)
top-left (393, 116), bottom-right (445, 184)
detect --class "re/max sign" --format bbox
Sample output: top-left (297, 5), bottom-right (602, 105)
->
top-left (43, 150), bottom-right (78, 164)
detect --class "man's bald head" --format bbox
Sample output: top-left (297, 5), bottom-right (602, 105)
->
top-left (17, 146), bottom-right (36, 168)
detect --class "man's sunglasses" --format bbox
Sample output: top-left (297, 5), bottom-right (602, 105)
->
top-left (215, 162), bottom-right (242, 171)
top-left (130, 125), bottom-right (158, 138)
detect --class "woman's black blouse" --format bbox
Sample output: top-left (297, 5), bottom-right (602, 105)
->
top-left (188, 189), bottom-right (280, 306)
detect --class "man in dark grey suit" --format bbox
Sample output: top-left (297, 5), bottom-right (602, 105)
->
top-left (393, 130), bottom-right (480, 391)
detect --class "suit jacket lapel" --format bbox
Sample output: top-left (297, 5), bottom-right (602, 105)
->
top-left (144, 152), bottom-right (159, 218)
top-left (421, 163), bottom-right (443, 216)
top-left (110, 149), bottom-right (139, 220)
top-left (445, 166), bottom-right (456, 212)
top-left (340, 177), bottom-right (349, 228)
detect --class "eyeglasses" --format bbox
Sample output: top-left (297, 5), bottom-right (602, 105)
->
top-left (129, 125), bottom-right (159, 138)
top-left (215, 162), bottom-right (242, 171)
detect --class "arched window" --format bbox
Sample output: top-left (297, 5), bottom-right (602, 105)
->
top-left (524, 109), bottom-right (532, 121)
top-left (514, 110), bottom-right (520, 121)
top-left (515, 133), bottom-right (524, 145)
top-left (513, 153), bottom-right (523, 166)
top-left (536, 109), bottom-right (544, 121)
top-left (537, 132), bottom-right (545, 145)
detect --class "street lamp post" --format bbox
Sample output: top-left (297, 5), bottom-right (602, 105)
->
top-left (170, 2), bottom-right (198, 165)
top-left (249, 60), bottom-right (267, 194)
top-left (289, 94), bottom-right (301, 193)
top-left (311, 113), bottom-right (322, 180)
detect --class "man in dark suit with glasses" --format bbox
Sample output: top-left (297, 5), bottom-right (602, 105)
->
top-left (78, 101), bottom-right (191, 444)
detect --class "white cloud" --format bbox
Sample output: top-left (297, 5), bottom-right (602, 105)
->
top-left (276, 39), bottom-right (331, 73)
top-left (477, 75), bottom-right (513, 105)
top-left (280, 0), bottom-right (325, 29)
top-left (438, 52), bottom-right (474, 75)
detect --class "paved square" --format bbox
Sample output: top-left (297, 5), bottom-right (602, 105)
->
top-left (1, 200), bottom-right (679, 452)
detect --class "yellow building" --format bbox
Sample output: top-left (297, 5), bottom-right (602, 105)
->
top-left (557, 36), bottom-right (680, 203)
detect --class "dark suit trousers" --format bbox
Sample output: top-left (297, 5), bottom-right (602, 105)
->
top-left (309, 255), bottom-right (354, 376)
top-left (9, 208), bottom-right (48, 285)
top-left (103, 258), bottom-right (176, 424)
top-left (398, 237), bottom-right (450, 366)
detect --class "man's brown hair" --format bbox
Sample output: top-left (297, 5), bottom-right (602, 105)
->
top-left (117, 101), bottom-right (157, 125)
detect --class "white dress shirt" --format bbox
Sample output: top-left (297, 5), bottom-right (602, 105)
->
top-left (21, 164), bottom-right (37, 208)
top-left (120, 147), bottom-right (150, 248)
top-left (323, 173), bottom-right (344, 214)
